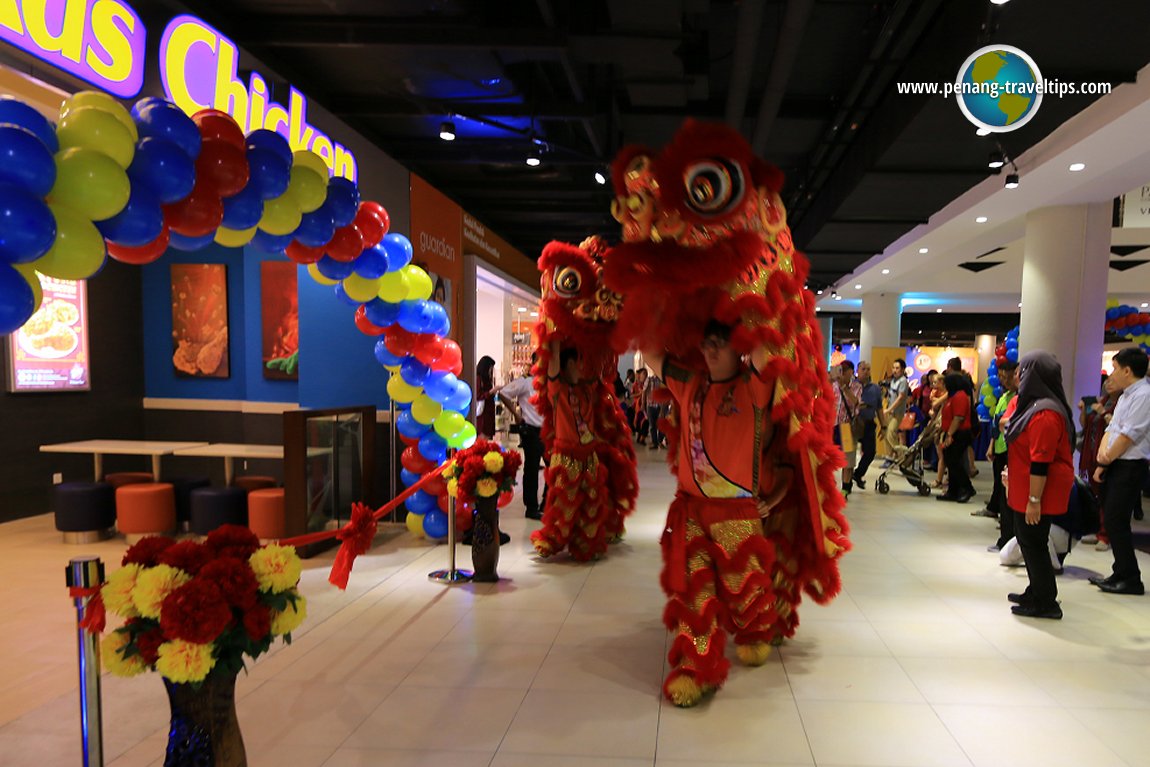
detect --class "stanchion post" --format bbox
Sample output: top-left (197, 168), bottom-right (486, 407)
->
top-left (389, 401), bottom-right (398, 522)
top-left (66, 556), bottom-right (105, 767)
top-left (429, 449), bottom-right (472, 584)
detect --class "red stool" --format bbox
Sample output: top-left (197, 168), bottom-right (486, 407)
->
top-left (233, 475), bottom-right (277, 492)
top-left (105, 472), bottom-right (154, 488)
top-left (248, 488), bottom-right (286, 540)
top-left (116, 482), bottom-right (176, 544)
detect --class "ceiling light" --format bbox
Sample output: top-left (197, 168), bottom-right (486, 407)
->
top-left (816, 289), bottom-right (824, 295)
top-left (918, 330), bottom-right (923, 335)
top-left (1018, 302), bottom-right (1023, 308)
top-left (1069, 162), bottom-right (1086, 172)
top-left (1004, 173), bottom-right (1020, 189)
top-left (530, 311), bottom-right (539, 317)
top-left (988, 151), bottom-right (1005, 169)
top-left (990, 0), bottom-right (1011, 5)
top-left (881, 269), bottom-right (890, 275)
top-left (834, 294), bottom-right (842, 301)
top-left (526, 148), bottom-right (541, 166)
top-left (936, 308), bottom-right (943, 313)
top-left (594, 171), bottom-right (606, 185)
top-left (517, 307), bottom-right (527, 313)
top-left (439, 120), bottom-right (456, 141)
top-left (1141, 303), bottom-right (1148, 308)
top-left (919, 247), bottom-right (929, 254)
top-left (976, 127), bottom-right (992, 136)
top-left (815, 306), bottom-right (821, 312)
top-left (854, 284), bottom-right (862, 290)
top-left (975, 216), bottom-right (988, 223)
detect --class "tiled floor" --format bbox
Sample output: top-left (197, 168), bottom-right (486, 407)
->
top-left (5, 452), bottom-right (1150, 766)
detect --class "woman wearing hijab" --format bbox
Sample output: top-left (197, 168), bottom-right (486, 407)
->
top-left (937, 372), bottom-right (975, 502)
top-left (475, 355), bottom-right (497, 440)
top-left (1002, 351), bottom-right (1076, 620)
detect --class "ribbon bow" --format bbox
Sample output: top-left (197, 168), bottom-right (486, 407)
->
top-left (328, 502), bottom-right (379, 589)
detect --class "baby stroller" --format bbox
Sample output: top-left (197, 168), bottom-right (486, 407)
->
top-left (875, 408), bottom-right (939, 496)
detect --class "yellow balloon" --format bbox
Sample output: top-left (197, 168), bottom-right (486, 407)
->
top-left (57, 106), bottom-right (135, 169)
top-left (214, 225), bottom-right (257, 248)
top-left (384, 364), bottom-right (400, 374)
top-left (258, 192), bottom-right (302, 235)
top-left (411, 395), bottom-right (442, 425)
top-left (342, 273), bottom-right (381, 303)
top-left (50, 148), bottom-right (130, 221)
top-left (377, 271), bottom-right (410, 302)
top-left (403, 265), bottom-right (434, 301)
top-left (287, 166), bottom-right (326, 213)
top-left (61, 91), bottom-right (137, 142)
top-left (405, 511), bottom-right (425, 538)
top-left (307, 262), bottom-right (338, 286)
top-left (13, 263), bottom-right (43, 313)
top-left (387, 374), bottom-right (422, 403)
top-left (292, 150), bottom-right (329, 179)
top-left (33, 202), bottom-right (106, 279)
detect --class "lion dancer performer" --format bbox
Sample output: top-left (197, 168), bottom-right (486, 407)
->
top-left (529, 237), bottom-right (638, 561)
top-left (602, 120), bottom-right (850, 704)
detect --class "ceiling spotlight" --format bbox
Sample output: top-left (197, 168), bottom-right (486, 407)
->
top-left (854, 283), bottom-right (862, 290)
top-left (976, 127), bottom-right (992, 136)
top-left (919, 247), bottom-right (929, 254)
top-left (817, 289), bottom-right (824, 295)
top-left (1141, 302), bottom-right (1148, 308)
top-left (988, 151), bottom-right (1005, 169)
top-left (815, 306), bottom-right (821, 312)
top-left (526, 148), bottom-right (541, 167)
top-left (834, 294), bottom-right (842, 301)
top-left (881, 268), bottom-right (890, 275)
top-left (1018, 302), bottom-right (1023, 308)
top-left (1069, 162), bottom-right (1086, 172)
top-left (530, 311), bottom-right (539, 317)
top-left (594, 171), bottom-right (606, 185)
top-left (439, 120), bottom-right (456, 141)
top-left (976, 216), bottom-right (989, 223)
top-left (990, 0), bottom-right (1011, 5)
top-left (936, 308), bottom-right (943, 313)
top-left (1004, 173), bottom-right (1020, 189)
top-left (918, 330), bottom-right (923, 335)
top-left (516, 307), bottom-right (527, 313)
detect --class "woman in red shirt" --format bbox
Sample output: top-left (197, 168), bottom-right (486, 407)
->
top-left (937, 373), bottom-right (975, 502)
top-left (1003, 351), bottom-right (1076, 620)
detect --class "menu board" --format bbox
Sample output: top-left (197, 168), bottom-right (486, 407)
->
top-left (8, 275), bottom-right (90, 392)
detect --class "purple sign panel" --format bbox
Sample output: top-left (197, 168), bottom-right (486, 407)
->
top-left (0, 0), bottom-right (146, 98)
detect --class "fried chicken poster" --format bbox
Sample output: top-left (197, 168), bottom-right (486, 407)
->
top-left (260, 261), bottom-right (299, 380)
top-left (171, 264), bottom-right (230, 379)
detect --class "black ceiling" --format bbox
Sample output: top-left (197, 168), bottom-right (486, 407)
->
top-left (181, 0), bottom-right (1150, 287)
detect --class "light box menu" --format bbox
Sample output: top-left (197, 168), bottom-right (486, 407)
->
top-left (8, 275), bottom-right (90, 392)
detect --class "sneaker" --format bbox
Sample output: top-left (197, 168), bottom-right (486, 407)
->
top-left (986, 544), bottom-right (1001, 552)
top-left (1097, 541), bottom-right (1111, 552)
top-left (970, 508), bottom-right (997, 518)
top-left (852, 476), bottom-right (867, 490)
top-left (1081, 534), bottom-right (1098, 544)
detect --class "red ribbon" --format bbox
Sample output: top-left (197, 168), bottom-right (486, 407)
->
top-left (68, 587), bottom-right (106, 634)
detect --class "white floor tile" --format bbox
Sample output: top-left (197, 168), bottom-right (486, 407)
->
top-left (798, 701), bottom-right (971, 767)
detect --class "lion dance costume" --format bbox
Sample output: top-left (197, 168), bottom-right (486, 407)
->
top-left (529, 237), bottom-right (639, 561)
top-left (600, 120), bottom-right (851, 706)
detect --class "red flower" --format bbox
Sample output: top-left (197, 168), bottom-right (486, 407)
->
top-left (122, 536), bottom-right (175, 567)
top-left (159, 579), bottom-right (232, 644)
top-left (157, 540), bottom-right (212, 575)
top-left (135, 627), bottom-right (165, 665)
top-left (199, 558), bottom-right (259, 609)
top-left (205, 525), bottom-right (261, 561)
top-left (242, 603), bottom-right (271, 642)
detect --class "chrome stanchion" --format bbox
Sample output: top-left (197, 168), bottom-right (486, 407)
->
top-left (389, 401), bottom-right (398, 522)
top-left (429, 449), bottom-right (472, 584)
top-left (66, 556), bottom-right (105, 767)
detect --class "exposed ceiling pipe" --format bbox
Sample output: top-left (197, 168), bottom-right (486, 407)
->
top-left (723, 0), bottom-right (766, 133)
top-left (750, 0), bottom-right (815, 154)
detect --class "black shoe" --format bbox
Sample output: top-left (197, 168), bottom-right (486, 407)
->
top-left (954, 493), bottom-right (974, 504)
top-left (1097, 579), bottom-right (1145, 595)
top-left (1089, 574), bottom-right (1118, 587)
top-left (525, 509), bottom-right (542, 520)
top-left (987, 544), bottom-right (1002, 552)
top-left (853, 476), bottom-right (867, 490)
top-left (1136, 506), bottom-right (1145, 521)
top-left (1012, 603), bottom-right (1063, 619)
top-left (936, 495), bottom-right (957, 502)
top-left (498, 532), bottom-right (511, 546)
top-left (1007, 592), bottom-right (1034, 605)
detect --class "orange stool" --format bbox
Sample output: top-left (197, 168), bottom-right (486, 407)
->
top-left (248, 488), bottom-right (286, 540)
top-left (233, 475), bottom-right (277, 492)
top-left (116, 482), bottom-right (176, 544)
top-left (105, 472), bottom-right (154, 488)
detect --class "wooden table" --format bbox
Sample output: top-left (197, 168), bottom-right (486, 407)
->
top-left (172, 443), bottom-right (285, 486)
top-left (39, 440), bottom-right (210, 481)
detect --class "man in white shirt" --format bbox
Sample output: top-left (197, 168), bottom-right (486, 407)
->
top-left (882, 359), bottom-right (911, 458)
top-left (499, 364), bottom-right (546, 520)
top-left (1091, 347), bottom-right (1150, 595)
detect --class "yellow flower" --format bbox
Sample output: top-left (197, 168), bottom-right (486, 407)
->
top-left (270, 592), bottom-right (307, 635)
top-left (249, 544), bottom-right (302, 593)
top-left (476, 477), bottom-right (499, 497)
top-left (441, 464), bottom-right (455, 479)
top-left (101, 631), bottom-right (146, 677)
top-left (447, 478), bottom-right (458, 497)
top-left (155, 640), bottom-right (216, 684)
top-left (101, 563), bottom-right (142, 618)
top-left (132, 565), bottom-right (191, 619)
top-left (483, 452), bottom-right (504, 473)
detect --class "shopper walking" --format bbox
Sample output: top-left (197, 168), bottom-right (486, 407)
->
top-left (883, 359), bottom-right (911, 457)
top-left (936, 372), bottom-right (975, 503)
top-left (645, 370), bottom-right (667, 449)
top-left (834, 360), bottom-right (863, 495)
top-left (498, 363), bottom-right (546, 519)
top-left (853, 361), bottom-right (882, 490)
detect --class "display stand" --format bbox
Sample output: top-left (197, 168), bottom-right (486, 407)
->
top-left (429, 449), bottom-right (472, 584)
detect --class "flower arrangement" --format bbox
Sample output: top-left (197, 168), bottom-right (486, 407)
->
top-left (99, 525), bottom-right (306, 685)
top-left (446, 438), bottom-right (522, 506)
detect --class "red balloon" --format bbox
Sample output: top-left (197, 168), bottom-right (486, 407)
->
top-left (432, 339), bottom-right (463, 375)
top-left (399, 433), bottom-right (419, 446)
top-left (163, 182), bottom-right (224, 237)
top-left (354, 305), bottom-right (386, 336)
top-left (325, 223), bottom-right (364, 262)
top-left (437, 492), bottom-right (451, 513)
top-left (107, 225), bottom-right (170, 265)
top-left (196, 138), bottom-right (250, 198)
top-left (192, 109), bottom-right (245, 149)
top-left (384, 325), bottom-right (417, 357)
top-left (355, 205), bottom-right (386, 248)
top-left (423, 473), bottom-right (447, 496)
top-left (412, 334), bottom-right (445, 366)
top-left (359, 201), bottom-right (389, 235)
top-left (401, 446), bottom-right (436, 474)
top-left (285, 240), bottom-right (324, 264)
top-left (497, 490), bottom-right (513, 508)
top-left (996, 355), bottom-right (1008, 366)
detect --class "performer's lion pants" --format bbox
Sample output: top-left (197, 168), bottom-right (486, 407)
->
top-left (531, 447), bottom-right (611, 561)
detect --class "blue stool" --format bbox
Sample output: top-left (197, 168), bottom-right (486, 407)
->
top-left (167, 476), bottom-right (212, 528)
top-left (189, 486), bottom-right (248, 535)
top-left (53, 482), bottom-right (115, 544)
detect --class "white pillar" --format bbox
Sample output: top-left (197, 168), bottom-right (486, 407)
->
top-left (976, 334), bottom-right (995, 383)
top-left (1019, 204), bottom-right (1110, 402)
top-left (859, 292), bottom-right (902, 366)
top-left (817, 317), bottom-right (833, 367)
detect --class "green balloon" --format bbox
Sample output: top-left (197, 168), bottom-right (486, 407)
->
top-left (447, 422), bottom-right (477, 449)
top-left (32, 202), bottom-right (106, 280)
top-left (50, 147), bottom-right (130, 221)
top-left (434, 410), bottom-right (465, 439)
top-left (57, 106), bottom-right (135, 169)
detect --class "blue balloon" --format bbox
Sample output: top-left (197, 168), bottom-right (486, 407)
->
top-left (373, 338), bottom-right (405, 367)
top-left (987, 374), bottom-right (999, 387)
top-left (0, 263), bottom-right (35, 333)
top-left (424, 301), bottom-right (449, 337)
top-left (365, 297), bottom-right (401, 327)
top-left (0, 97), bottom-right (58, 152)
top-left (333, 282), bottom-right (362, 306)
top-left (406, 489), bottom-right (438, 515)
top-left (1106, 308), bottom-right (1120, 321)
top-left (976, 404), bottom-right (990, 419)
top-left (395, 398), bottom-right (412, 410)
top-left (443, 380), bottom-right (473, 413)
top-left (397, 409), bottom-right (433, 439)
top-left (418, 432), bottom-right (448, 464)
top-left (324, 177), bottom-right (359, 228)
top-left (221, 182), bottom-right (264, 230)
top-left (400, 357), bottom-right (430, 388)
top-left (132, 98), bottom-right (200, 159)
top-left (0, 124), bottom-right (55, 197)
top-left (0, 183), bottom-right (55, 264)
top-left (422, 509), bottom-right (448, 539)
top-left (168, 231), bottom-right (216, 251)
top-left (397, 299), bottom-right (434, 334)
top-left (424, 371), bottom-right (458, 402)
top-left (381, 233), bottom-right (413, 272)
top-left (95, 184), bottom-right (163, 246)
top-left (316, 254), bottom-right (356, 280)
top-left (127, 137), bottom-right (196, 204)
top-left (353, 243), bottom-right (389, 278)
top-left (400, 468), bottom-right (422, 488)
top-left (1005, 339), bottom-right (1018, 351)
top-left (294, 206), bottom-right (336, 248)
top-left (250, 228), bottom-right (294, 253)
top-left (1006, 348), bottom-right (1019, 363)
top-left (245, 129), bottom-right (293, 167)
top-left (245, 147), bottom-right (291, 201)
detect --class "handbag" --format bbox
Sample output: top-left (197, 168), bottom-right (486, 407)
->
top-left (837, 422), bottom-right (857, 453)
top-left (897, 412), bottom-right (916, 431)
